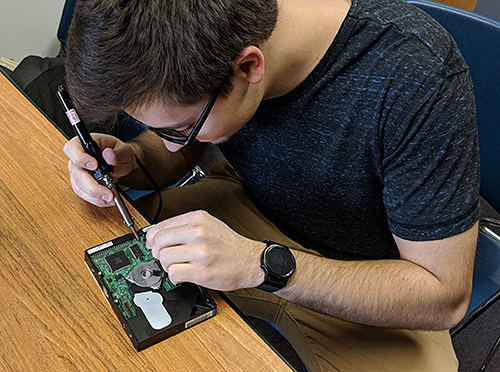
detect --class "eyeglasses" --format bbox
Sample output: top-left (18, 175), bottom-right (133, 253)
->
top-left (147, 88), bottom-right (221, 146)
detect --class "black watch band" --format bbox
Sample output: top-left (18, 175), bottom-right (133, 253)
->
top-left (256, 240), bottom-right (296, 293)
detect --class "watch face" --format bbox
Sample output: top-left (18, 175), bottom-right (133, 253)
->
top-left (266, 246), bottom-right (295, 277)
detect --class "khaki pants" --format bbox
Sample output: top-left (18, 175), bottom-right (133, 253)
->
top-left (137, 161), bottom-right (458, 372)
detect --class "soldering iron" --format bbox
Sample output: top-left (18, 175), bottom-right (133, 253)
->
top-left (57, 85), bottom-right (140, 241)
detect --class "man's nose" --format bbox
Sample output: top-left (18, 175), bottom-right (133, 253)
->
top-left (162, 139), bottom-right (185, 152)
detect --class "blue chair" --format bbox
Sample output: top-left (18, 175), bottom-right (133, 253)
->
top-left (57, 0), bottom-right (77, 52)
top-left (408, 0), bottom-right (500, 337)
top-left (474, 0), bottom-right (500, 22)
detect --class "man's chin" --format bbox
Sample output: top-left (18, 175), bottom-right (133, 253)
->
top-left (210, 134), bottom-right (235, 145)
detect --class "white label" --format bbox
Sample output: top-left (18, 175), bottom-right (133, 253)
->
top-left (65, 108), bottom-right (81, 125)
top-left (185, 309), bottom-right (216, 329)
top-left (134, 291), bottom-right (172, 330)
top-left (87, 241), bottom-right (114, 255)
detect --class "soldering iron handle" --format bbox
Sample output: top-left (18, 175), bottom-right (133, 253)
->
top-left (56, 86), bottom-right (139, 239)
top-left (56, 85), bottom-right (114, 180)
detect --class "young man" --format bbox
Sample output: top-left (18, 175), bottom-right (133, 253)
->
top-left (63, 0), bottom-right (480, 370)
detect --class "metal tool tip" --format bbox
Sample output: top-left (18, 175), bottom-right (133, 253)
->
top-left (131, 227), bottom-right (140, 241)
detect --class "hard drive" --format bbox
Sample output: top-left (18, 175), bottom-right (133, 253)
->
top-left (85, 226), bottom-right (217, 350)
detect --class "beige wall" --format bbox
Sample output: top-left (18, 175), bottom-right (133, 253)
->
top-left (0, 0), bottom-right (65, 62)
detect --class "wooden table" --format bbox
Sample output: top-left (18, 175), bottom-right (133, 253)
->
top-left (434, 0), bottom-right (477, 12)
top-left (0, 72), bottom-right (293, 372)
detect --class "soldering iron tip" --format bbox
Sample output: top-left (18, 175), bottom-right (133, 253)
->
top-left (131, 227), bottom-right (140, 241)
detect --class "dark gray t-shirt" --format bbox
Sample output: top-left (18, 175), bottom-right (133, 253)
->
top-left (219, 0), bottom-right (480, 260)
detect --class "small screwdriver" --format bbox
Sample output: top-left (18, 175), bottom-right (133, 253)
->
top-left (57, 85), bottom-right (140, 241)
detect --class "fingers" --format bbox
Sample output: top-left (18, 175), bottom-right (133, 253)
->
top-left (63, 135), bottom-right (118, 206)
top-left (154, 243), bottom-right (219, 288)
top-left (67, 159), bottom-right (115, 206)
top-left (146, 211), bottom-right (210, 249)
top-left (144, 211), bottom-right (261, 291)
top-left (102, 141), bottom-right (136, 178)
top-left (63, 133), bottom-right (138, 206)
top-left (146, 214), bottom-right (208, 286)
top-left (146, 210), bottom-right (212, 261)
top-left (161, 261), bottom-right (215, 287)
top-left (63, 137), bottom-right (98, 171)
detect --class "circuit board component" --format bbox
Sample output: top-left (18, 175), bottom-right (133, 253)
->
top-left (88, 233), bottom-right (179, 320)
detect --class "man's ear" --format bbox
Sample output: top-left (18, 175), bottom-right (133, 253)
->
top-left (233, 46), bottom-right (264, 85)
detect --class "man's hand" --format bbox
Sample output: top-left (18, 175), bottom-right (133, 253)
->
top-left (146, 210), bottom-right (266, 291)
top-left (63, 133), bottom-right (136, 207)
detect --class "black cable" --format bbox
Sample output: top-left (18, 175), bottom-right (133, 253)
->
top-left (116, 183), bottom-right (153, 225)
top-left (114, 154), bottom-right (163, 225)
top-left (134, 154), bottom-right (163, 224)
top-left (480, 333), bottom-right (500, 371)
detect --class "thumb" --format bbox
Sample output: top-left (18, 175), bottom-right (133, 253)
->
top-left (102, 147), bottom-right (118, 166)
top-left (102, 144), bottom-right (136, 178)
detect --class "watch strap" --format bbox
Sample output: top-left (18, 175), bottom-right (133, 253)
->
top-left (256, 281), bottom-right (282, 293)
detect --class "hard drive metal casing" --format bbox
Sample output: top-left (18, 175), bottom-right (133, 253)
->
top-left (84, 226), bottom-right (217, 350)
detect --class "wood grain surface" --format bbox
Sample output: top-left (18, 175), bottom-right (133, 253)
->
top-left (0, 73), bottom-right (293, 372)
top-left (433, 0), bottom-right (477, 11)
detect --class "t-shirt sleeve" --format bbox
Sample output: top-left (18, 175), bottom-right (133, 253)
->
top-left (381, 70), bottom-right (480, 241)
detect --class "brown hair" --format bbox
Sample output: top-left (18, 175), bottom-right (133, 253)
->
top-left (65, 0), bottom-right (278, 125)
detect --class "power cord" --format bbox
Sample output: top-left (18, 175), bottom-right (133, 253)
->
top-left (117, 154), bottom-right (163, 225)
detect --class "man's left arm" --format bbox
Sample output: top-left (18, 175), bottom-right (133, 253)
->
top-left (277, 222), bottom-right (478, 330)
top-left (276, 66), bottom-right (481, 331)
top-left (147, 209), bottom-right (477, 331)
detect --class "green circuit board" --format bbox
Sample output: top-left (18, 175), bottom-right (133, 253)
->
top-left (88, 233), bottom-right (179, 320)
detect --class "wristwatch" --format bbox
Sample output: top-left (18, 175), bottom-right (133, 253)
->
top-left (257, 240), bottom-right (296, 293)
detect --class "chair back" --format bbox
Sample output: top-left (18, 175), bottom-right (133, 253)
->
top-left (408, 0), bottom-right (500, 211)
top-left (57, 0), bottom-right (77, 49)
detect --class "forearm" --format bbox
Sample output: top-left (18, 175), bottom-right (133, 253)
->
top-left (277, 251), bottom-right (471, 331)
top-left (119, 131), bottom-right (206, 189)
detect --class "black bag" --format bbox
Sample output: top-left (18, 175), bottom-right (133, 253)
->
top-left (10, 56), bottom-right (107, 139)
top-left (10, 55), bottom-right (145, 141)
